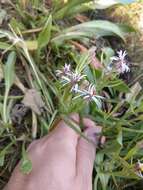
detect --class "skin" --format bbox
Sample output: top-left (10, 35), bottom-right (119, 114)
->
top-left (5, 114), bottom-right (102, 190)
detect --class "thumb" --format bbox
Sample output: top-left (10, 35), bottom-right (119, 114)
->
top-left (76, 119), bottom-right (102, 188)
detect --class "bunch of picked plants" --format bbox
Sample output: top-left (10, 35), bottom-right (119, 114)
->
top-left (0, 0), bottom-right (143, 190)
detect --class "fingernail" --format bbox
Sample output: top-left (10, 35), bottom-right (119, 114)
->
top-left (100, 136), bottom-right (106, 146)
top-left (84, 128), bottom-right (100, 145)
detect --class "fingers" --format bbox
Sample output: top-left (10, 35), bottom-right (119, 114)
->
top-left (50, 113), bottom-right (80, 146)
top-left (76, 119), bottom-right (102, 188)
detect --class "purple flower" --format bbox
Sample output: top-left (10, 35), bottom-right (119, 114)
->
top-left (56, 65), bottom-right (103, 108)
top-left (56, 64), bottom-right (71, 77)
top-left (135, 160), bottom-right (143, 178)
top-left (110, 50), bottom-right (130, 74)
top-left (60, 71), bottom-right (86, 90)
top-left (73, 84), bottom-right (104, 108)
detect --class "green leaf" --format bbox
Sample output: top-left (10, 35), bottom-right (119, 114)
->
top-left (99, 173), bottom-right (110, 190)
top-left (20, 158), bottom-right (32, 174)
top-left (75, 51), bottom-right (90, 73)
top-left (117, 129), bottom-right (122, 146)
top-left (0, 42), bottom-right (14, 51)
top-left (4, 51), bottom-right (16, 90)
top-left (20, 143), bottom-right (32, 174)
top-left (124, 145), bottom-right (139, 160)
top-left (52, 20), bottom-right (129, 45)
top-left (113, 80), bottom-right (130, 93)
top-left (10, 18), bottom-right (26, 33)
top-left (0, 142), bottom-right (13, 167)
top-left (38, 15), bottom-right (52, 49)
top-left (102, 47), bottom-right (115, 65)
top-left (103, 140), bottom-right (122, 155)
top-left (53, 0), bottom-right (91, 19)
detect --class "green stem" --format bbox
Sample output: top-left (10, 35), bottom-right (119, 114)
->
top-left (3, 89), bottom-right (9, 124)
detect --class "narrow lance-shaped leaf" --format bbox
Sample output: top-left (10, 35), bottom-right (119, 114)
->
top-left (38, 15), bottom-right (52, 49)
top-left (4, 51), bottom-right (16, 90)
top-left (3, 51), bottom-right (16, 123)
top-left (65, 20), bottom-right (126, 39)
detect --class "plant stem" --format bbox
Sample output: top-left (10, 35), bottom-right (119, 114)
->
top-left (3, 89), bottom-right (9, 124)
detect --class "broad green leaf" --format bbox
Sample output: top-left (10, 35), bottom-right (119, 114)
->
top-left (4, 51), bottom-right (16, 90)
top-left (38, 15), bottom-right (52, 49)
top-left (117, 24), bottom-right (135, 33)
top-left (52, 31), bottom-right (90, 45)
top-left (52, 20), bottom-right (130, 45)
top-left (66, 20), bottom-right (126, 39)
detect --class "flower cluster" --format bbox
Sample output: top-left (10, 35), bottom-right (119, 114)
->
top-left (108, 50), bottom-right (130, 74)
top-left (56, 64), bottom-right (103, 108)
top-left (56, 64), bottom-right (86, 91)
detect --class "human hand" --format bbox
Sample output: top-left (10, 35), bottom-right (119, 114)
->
top-left (5, 114), bottom-right (102, 190)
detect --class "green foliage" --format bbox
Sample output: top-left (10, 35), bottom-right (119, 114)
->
top-left (38, 15), bottom-right (52, 50)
